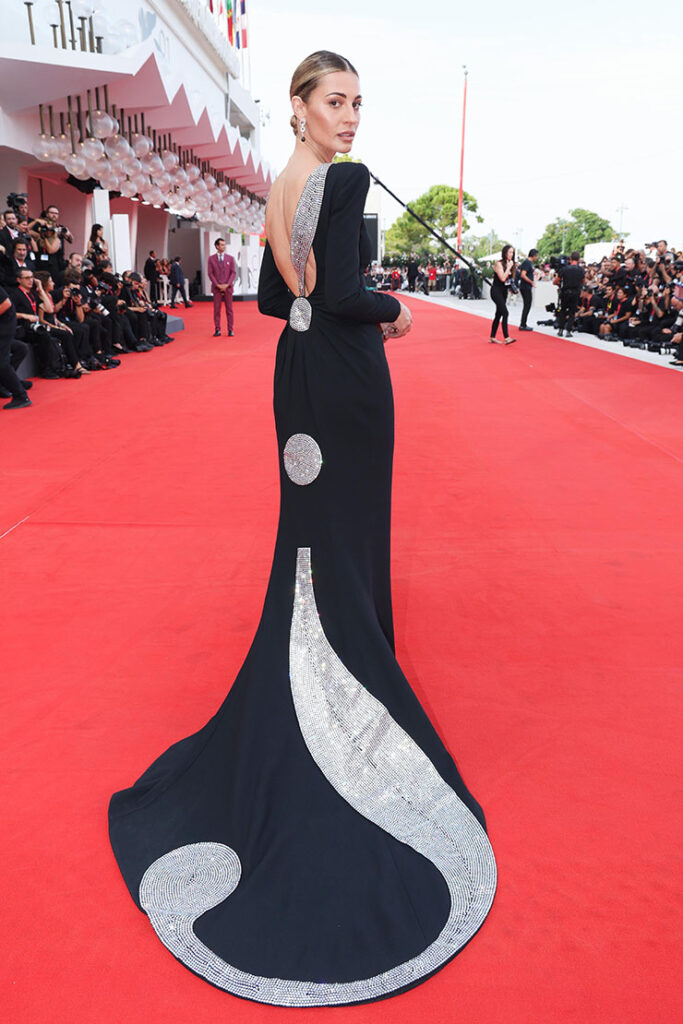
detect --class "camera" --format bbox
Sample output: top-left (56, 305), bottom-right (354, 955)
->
top-left (549, 255), bottom-right (569, 271)
top-left (7, 192), bottom-right (28, 213)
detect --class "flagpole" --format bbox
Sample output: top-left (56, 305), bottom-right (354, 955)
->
top-left (456, 65), bottom-right (468, 253)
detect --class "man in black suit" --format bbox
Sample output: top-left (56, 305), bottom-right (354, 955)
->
top-left (169, 256), bottom-right (192, 308)
top-left (0, 208), bottom-right (20, 258)
top-left (406, 254), bottom-right (418, 293)
top-left (518, 248), bottom-right (538, 331)
top-left (0, 239), bottom-right (36, 287)
top-left (144, 250), bottom-right (160, 305)
top-left (556, 252), bottom-right (585, 337)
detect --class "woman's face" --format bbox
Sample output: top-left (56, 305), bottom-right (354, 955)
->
top-left (294, 71), bottom-right (362, 157)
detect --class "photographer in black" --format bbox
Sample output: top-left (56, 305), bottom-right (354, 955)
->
top-left (555, 251), bottom-right (585, 337)
top-left (0, 285), bottom-right (32, 409)
top-left (29, 204), bottom-right (73, 281)
top-left (34, 270), bottom-right (91, 375)
top-left (11, 267), bottom-right (68, 378)
top-left (519, 248), bottom-right (538, 331)
top-left (129, 273), bottom-right (172, 345)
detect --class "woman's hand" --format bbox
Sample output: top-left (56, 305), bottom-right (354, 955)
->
top-left (381, 302), bottom-right (412, 340)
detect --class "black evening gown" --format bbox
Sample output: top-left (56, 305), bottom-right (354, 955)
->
top-left (109, 162), bottom-right (496, 1007)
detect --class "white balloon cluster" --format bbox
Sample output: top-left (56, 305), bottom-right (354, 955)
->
top-left (32, 109), bottom-right (266, 236)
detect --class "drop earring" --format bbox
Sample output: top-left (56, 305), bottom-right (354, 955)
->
top-left (299, 118), bottom-right (306, 142)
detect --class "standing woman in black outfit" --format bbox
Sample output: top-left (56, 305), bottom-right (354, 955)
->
top-left (109, 49), bottom-right (496, 1006)
top-left (490, 243), bottom-right (517, 344)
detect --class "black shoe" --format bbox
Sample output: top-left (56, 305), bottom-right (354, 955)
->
top-left (140, 342), bottom-right (154, 351)
top-left (105, 357), bottom-right (121, 367)
top-left (184, 302), bottom-right (193, 308)
top-left (228, 330), bottom-right (234, 336)
top-left (170, 303), bottom-right (177, 308)
top-left (519, 325), bottom-right (532, 332)
top-left (41, 369), bottom-right (60, 379)
top-left (163, 335), bottom-right (174, 343)
top-left (557, 329), bottom-right (564, 337)
top-left (0, 386), bottom-right (11, 398)
top-left (21, 379), bottom-right (33, 390)
top-left (213, 329), bottom-right (221, 337)
top-left (4, 394), bottom-right (31, 410)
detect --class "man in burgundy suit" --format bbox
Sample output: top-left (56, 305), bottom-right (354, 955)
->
top-left (207, 237), bottom-right (236, 336)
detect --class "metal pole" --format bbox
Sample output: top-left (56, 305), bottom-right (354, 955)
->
top-left (456, 65), bottom-right (468, 252)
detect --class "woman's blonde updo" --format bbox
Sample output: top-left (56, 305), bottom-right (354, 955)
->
top-left (289, 50), bottom-right (358, 135)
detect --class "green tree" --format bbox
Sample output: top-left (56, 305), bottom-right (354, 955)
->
top-left (536, 208), bottom-right (616, 260)
top-left (385, 185), bottom-right (482, 261)
top-left (461, 231), bottom-right (506, 261)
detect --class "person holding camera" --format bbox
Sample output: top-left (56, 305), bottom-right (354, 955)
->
top-left (86, 224), bottom-right (109, 269)
top-left (518, 248), bottom-right (538, 331)
top-left (556, 251), bottom-right (585, 337)
top-left (11, 267), bottom-right (67, 378)
top-left (489, 244), bottom-right (517, 344)
top-left (29, 204), bottom-right (72, 279)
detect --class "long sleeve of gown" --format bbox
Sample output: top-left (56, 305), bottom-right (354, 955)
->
top-left (324, 164), bottom-right (401, 324)
top-left (258, 241), bottom-right (293, 320)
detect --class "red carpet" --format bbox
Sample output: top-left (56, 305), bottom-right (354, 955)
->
top-left (2, 301), bottom-right (680, 1022)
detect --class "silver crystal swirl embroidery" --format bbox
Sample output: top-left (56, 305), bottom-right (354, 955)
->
top-left (288, 163), bottom-right (331, 332)
top-left (283, 433), bottom-right (323, 485)
top-left (139, 548), bottom-right (496, 1007)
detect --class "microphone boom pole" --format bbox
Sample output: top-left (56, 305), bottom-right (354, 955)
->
top-left (368, 170), bottom-right (491, 286)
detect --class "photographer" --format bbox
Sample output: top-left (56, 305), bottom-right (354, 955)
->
top-left (129, 274), bottom-right (172, 345)
top-left (556, 251), bottom-right (585, 338)
top-left (86, 224), bottom-right (109, 269)
top-left (0, 285), bottom-right (32, 409)
top-left (518, 248), bottom-right (538, 331)
top-left (11, 267), bottom-right (65, 378)
top-left (599, 286), bottom-right (636, 341)
top-left (34, 271), bottom-right (89, 375)
top-left (29, 204), bottom-right (72, 279)
top-left (98, 273), bottom-right (144, 353)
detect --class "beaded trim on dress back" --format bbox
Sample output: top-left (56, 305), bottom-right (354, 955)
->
top-left (289, 163), bottom-right (331, 332)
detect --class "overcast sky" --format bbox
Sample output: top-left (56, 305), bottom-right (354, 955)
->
top-left (248, 0), bottom-right (680, 253)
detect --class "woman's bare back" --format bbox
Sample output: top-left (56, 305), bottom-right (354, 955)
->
top-left (265, 159), bottom-right (325, 297)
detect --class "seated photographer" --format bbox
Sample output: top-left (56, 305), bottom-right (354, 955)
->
top-left (574, 285), bottom-right (606, 334)
top-left (97, 273), bottom-right (148, 352)
top-left (0, 285), bottom-right (32, 409)
top-left (599, 286), bottom-right (636, 341)
top-left (11, 268), bottom-right (69, 378)
top-left (128, 273), bottom-right (172, 345)
top-left (57, 268), bottom-right (118, 370)
top-left (34, 271), bottom-right (92, 375)
top-left (80, 269), bottom-right (122, 368)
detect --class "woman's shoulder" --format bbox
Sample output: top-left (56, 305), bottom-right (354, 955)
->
top-left (327, 161), bottom-right (371, 203)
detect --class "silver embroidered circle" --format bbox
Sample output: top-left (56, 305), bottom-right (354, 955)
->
top-left (289, 296), bottom-right (312, 332)
top-left (283, 433), bottom-right (322, 485)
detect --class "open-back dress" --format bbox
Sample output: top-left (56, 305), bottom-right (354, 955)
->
top-left (109, 161), bottom-right (496, 1007)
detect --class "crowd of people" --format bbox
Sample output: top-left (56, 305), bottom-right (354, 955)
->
top-left (540, 240), bottom-right (683, 366)
top-left (366, 257), bottom-right (482, 298)
top-left (0, 198), bottom-right (180, 411)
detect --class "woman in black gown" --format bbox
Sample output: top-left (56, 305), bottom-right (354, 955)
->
top-left (109, 51), bottom-right (496, 1007)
